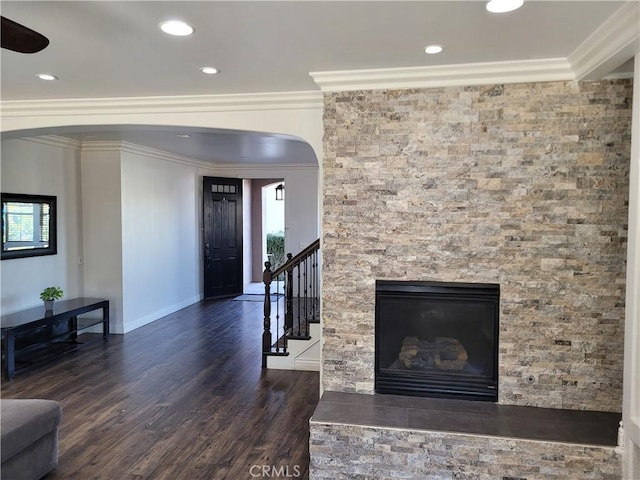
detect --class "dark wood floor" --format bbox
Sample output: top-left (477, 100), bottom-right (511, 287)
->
top-left (1, 298), bottom-right (320, 480)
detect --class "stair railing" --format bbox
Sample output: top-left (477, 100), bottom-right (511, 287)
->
top-left (262, 238), bottom-right (320, 367)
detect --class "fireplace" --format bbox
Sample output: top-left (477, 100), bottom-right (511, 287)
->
top-left (375, 280), bottom-right (499, 402)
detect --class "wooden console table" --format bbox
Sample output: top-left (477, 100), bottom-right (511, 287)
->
top-left (1, 297), bottom-right (109, 379)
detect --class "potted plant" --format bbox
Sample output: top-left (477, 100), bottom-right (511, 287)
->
top-left (40, 286), bottom-right (64, 310)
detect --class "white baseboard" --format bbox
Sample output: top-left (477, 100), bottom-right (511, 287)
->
top-left (294, 359), bottom-right (320, 372)
top-left (121, 295), bottom-right (202, 334)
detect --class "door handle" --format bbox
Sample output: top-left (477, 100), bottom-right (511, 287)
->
top-left (205, 243), bottom-right (210, 259)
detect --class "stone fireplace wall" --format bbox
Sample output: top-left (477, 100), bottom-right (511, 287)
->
top-left (321, 80), bottom-right (632, 411)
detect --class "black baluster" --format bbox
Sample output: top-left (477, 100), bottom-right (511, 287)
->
top-left (277, 271), bottom-right (286, 353)
top-left (297, 262), bottom-right (301, 336)
top-left (262, 261), bottom-right (272, 368)
top-left (285, 253), bottom-right (293, 334)
top-left (312, 249), bottom-right (317, 321)
top-left (304, 257), bottom-right (309, 336)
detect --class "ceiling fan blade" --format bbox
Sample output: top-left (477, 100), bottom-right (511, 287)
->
top-left (1, 16), bottom-right (49, 53)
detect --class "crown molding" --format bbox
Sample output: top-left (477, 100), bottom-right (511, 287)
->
top-left (78, 140), bottom-right (318, 173)
top-left (17, 134), bottom-right (82, 150)
top-left (81, 140), bottom-right (219, 170)
top-left (309, 58), bottom-right (575, 92)
top-left (569, 1), bottom-right (640, 81)
top-left (206, 162), bottom-right (318, 175)
top-left (78, 140), bottom-right (124, 153)
top-left (1, 91), bottom-right (323, 118)
top-left (602, 71), bottom-right (635, 81)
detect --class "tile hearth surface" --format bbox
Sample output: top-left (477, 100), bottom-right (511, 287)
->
top-left (311, 391), bottom-right (620, 447)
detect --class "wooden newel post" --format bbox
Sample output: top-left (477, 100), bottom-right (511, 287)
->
top-left (285, 253), bottom-right (294, 331)
top-left (262, 261), bottom-right (272, 367)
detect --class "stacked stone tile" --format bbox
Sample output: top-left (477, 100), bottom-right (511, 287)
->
top-left (322, 80), bottom-right (632, 412)
top-left (310, 424), bottom-right (621, 479)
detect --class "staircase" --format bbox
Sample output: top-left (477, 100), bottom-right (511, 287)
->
top-left (262, 239), bottom-right (320, 371)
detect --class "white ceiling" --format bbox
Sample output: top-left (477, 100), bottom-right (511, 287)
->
top-left (0, 1), bottom-right (636, 165)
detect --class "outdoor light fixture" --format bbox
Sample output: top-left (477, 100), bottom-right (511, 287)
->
top-left (275, 183), bottom-right (284, 201)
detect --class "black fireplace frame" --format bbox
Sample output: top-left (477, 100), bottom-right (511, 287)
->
top-left (375, 280), bottom-right (499, 402)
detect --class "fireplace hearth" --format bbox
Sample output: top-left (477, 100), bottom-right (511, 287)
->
top-left (375, 280), bottom-right (499, 401)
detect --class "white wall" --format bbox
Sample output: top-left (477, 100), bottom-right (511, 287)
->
top-left (80, 146), bottom-right (124, 331)
top-left (120, 146), bottom-right (201, 332)
top-left (283, 170), bottom-right (319, 253)
top-left (0, 137), bottom-right (83, 314)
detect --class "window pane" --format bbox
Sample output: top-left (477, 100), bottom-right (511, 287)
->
top-left (40, 204), bottom-right (50, 242)
top-left (7, 203), bottom-right (35, 242)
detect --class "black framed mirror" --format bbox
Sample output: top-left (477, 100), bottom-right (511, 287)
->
top-left (1, 193), bottom-right (57, 260)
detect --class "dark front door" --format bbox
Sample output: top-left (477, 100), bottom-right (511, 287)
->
top-left (203, 177), bottom-right (243, 299)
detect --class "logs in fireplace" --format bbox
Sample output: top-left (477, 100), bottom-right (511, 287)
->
top-left (375, 280), bottom-right (499, 402)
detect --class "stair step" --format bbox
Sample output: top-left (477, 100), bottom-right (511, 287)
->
top-left (287, 334), bottom-right (311, 341)
top-left (271, 314), bottom-right (317, 349)
top-left (266, 322), bottom-right (321, 371)
top-left (264, 351), bottom-right (289, 357)
top-left (273, 333), bottom-right (312, 349)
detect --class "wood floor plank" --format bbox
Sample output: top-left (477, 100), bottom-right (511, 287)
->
top-left (1, 298), bottom-right (320, 480)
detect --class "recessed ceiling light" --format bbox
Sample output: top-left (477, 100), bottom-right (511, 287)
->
top-left (176, 134), bottom-right (191, 138)
top-left (424, 45), bottom-right (444, 55)
top-left (159, 20), bottom-right (194, 36)
top-left (486, 0), bottom-right (524, 13)
top-left (200, 66), bottom-right (220, 75)
top-left (36, 73), bottom-right (58, 81)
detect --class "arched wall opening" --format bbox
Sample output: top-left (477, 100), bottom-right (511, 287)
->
top-left (0, 101), bottom-right (323, 334)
